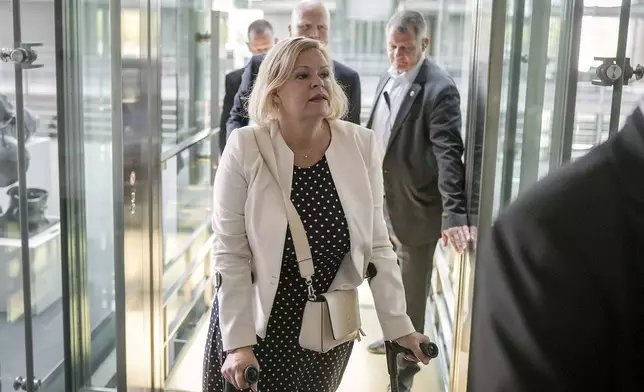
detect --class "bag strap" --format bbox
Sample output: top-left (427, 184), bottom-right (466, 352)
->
top-left (252, 127), bottom-right (317, 298)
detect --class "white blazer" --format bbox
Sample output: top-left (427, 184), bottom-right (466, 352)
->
top-left (212, 119), bottom-right (415, 352)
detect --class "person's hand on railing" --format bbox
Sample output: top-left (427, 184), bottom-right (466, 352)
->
top-left (468, 226), bottom-right (478, 250)
top-left (441, 225), bottom-right (472, 253)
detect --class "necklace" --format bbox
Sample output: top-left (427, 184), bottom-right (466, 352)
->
top-left (292, 125), bottom-right (326, 159)
top-left (298, 145), bottom-right (315, 159)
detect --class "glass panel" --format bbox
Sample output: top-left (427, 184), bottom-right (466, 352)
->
top-left (161, 136), bottom-right (212, 376)
top-left (571, 0), bottom-right (644, 156)
top-left (162, 140), bottom-right (212, 274)
top-left (2, 0), bottom-right (116, 389)
top-left (77, 0), bottom-right (117, 388)
top-left (489, 0), bottom-right (640, 216)
top-left (195, 6), bottom-right (211, 131)
top-left (0, 1), bottom-right (66, 390)
top-left (161, 0), bottom-right (190, 145)
top-left (488, 0), bottom-right (578, 215)
top-left (0, 7), bottom-right (25, 387)
top-left (160, 0), bottom-right (213, 150)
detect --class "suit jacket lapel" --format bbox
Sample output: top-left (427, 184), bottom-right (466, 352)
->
top-left (386, 59), bottom-right (428, 153)
top-left (366, 74), bottom-right (391, 129)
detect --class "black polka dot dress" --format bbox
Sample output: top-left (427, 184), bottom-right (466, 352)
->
top-left (203, 156), bottom-right (353, 392)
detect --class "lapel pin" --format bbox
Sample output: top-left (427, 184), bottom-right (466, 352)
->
top-left (410, 91), bottom-right (415, 97)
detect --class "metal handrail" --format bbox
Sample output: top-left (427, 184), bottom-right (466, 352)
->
top-left (163, 220), bottom-right (211, 283)
top-left (163, 232), bottom-right (214, 305)
top-left (161, 127), bottom-right (218, 162)
top-left (165, 279), bottom-right (210, 348)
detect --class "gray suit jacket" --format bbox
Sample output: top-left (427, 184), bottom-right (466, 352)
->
top-left (367, 58), bottom-right (467, 246)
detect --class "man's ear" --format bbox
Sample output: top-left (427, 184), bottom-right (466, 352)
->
top-left (422, 37), bottom-right (430, 53)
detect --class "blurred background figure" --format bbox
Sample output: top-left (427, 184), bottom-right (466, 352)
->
top-left (468, 101), bottom-right (644, 391)
top-left (219, 19), bottom-right (276, 153)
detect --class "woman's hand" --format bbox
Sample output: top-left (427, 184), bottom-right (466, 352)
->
top-left (221, 346), bottom-right (260, 391)
top-left (394, 332), bottom-right (432, 365)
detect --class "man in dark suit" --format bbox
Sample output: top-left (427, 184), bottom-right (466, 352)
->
top-left (219, 19), bottom-right (276, 153)
top-left (364, 10), bottom-right (472, 391)
top-left (467, 103), bottom-right (644, 391)
top-left (226, 0), bottom-right (362, 138)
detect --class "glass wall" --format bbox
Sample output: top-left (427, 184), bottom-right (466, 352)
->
top-left (0, 0), bottom-right (119, 389)
top-left (161, 135), bottom-right (215, 377)
top-left (490, 0), bottom-right (644, 216)
top-left (0, 1), bottom-right (66, 390)
top-left (459, 0), bottom-right (640, 390)
top-left (2, 0), bottom-right (215, 390)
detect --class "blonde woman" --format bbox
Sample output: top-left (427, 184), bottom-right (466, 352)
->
top-left (203, 37), bottom-right (432, 392)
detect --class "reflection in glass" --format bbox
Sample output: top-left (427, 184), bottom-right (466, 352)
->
top-left (161, 0), bottom-right (213, 150)
top-left (161, 136), bottom-right (213, 376)
top-left (0, 0), bottom-right (68, 388)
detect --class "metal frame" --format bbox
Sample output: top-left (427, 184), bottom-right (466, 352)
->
top-left (475, 0), bottom-right (508, 235)
top-left (210, 9), bottom-right (222, 183)
top-left (55, 0), bottom-right (93, 390)
top-left (115, 0), bottom-right (164, 386)
top-left (609, 0), bottom-right (632, 135)
top-left (109, 0), bottom-right (127, 389)
top-left (161, 127), bottom-right (213, 162)
top-left (499, 0), bottom-right (525, 208)
top-left (451, 0), bottom-right (510, 391)
top-left (149, 0), bottom-right (166, 386)
top-left (462, 0), bottom-right (485, 228)
top-left (10, 0), bottom-right (36, 389)
top-left (549, 0), bottom-right (584, 169)
top-left (519, 0), bottom-right (552, 192)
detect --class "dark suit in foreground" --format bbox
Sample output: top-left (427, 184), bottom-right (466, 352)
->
top-left (468, 106), bottom-right (644, 392)
top-left (226, 53), bottom-right (362, 137)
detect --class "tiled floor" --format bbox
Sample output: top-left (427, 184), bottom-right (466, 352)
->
top-left (165, 282), bottom-right (442, 392)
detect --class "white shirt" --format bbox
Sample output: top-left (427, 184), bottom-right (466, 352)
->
top-left (371, 59), bottom-right (425, 159)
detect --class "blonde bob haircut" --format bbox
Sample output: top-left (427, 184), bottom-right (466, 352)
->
top-left (247, 37), bottom-right (348, 127)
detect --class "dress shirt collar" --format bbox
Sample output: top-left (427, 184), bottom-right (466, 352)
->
top-left (387, 57), bottom-right (425, 86)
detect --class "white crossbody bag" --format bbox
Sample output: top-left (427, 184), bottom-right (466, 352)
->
top-left (252, 127), bottom-right (364, 353)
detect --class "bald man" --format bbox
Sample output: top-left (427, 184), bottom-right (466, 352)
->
top-left (225, 0), bottom-right (362, 138)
